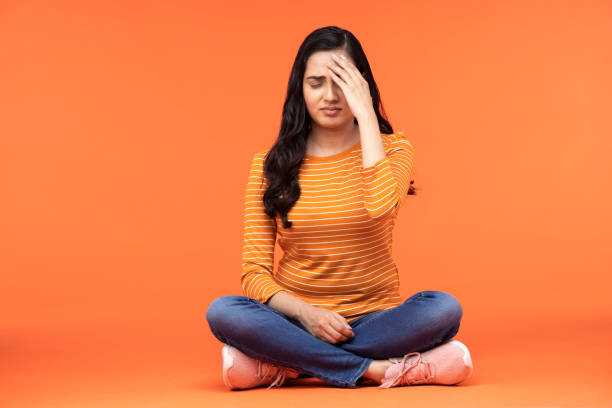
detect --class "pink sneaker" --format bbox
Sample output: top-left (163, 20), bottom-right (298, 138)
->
top-left (379, 340), bottom-right (473, 388)
top-left (221, 344), bottom-right (302, 390)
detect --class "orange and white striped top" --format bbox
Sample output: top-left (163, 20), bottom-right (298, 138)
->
top-left (241, 132), bottom-right (415, 323)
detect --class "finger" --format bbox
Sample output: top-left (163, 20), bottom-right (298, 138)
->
top-left (327, 68), bottom-right (346, 92)
top-left (321, 322), bottom-right (348, 343)
top-left (333, 315), bottom-right (355, 337)
top-left (318, 332), bottom-right (336, 344)
top-left (337, 56), bottom-right (366, 83)
top-left (327, 68), bottom-right (349, 96)
top-left (319, 331), bottom-right (341, 344)
top-left (328, 317), bottom-right (353, 339)
top-left (327, 63), bottom-right (350, 84)
top-left (312, 328), bottom-right (332, 343)
top-left (332, 311), bottom-right (352, 329)
top-left (332, 54), bottom-right (361, 84)
top-left (339, 60), bottom-right (367, 86)
top-left (313, 322), bottom-right (342, 343)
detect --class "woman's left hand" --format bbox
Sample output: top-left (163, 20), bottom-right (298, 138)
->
top-left (327, 53), bottom-right (374, 121)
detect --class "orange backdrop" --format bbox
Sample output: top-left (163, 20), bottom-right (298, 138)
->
top-left (1, 0), bottom-right (611, 407)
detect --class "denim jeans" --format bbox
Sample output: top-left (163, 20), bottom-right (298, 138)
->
top-left (205, 290), bottom-right (463, 388)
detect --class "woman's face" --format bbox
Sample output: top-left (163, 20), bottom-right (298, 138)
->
top-left (303, 49), bottom-right (356, 129)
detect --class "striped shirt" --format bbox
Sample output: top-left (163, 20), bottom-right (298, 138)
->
top-left (241, 131), bottom-right (416, 323)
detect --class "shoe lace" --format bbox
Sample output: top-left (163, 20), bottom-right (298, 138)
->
top-left (379, 352), bottom-right (435, 388)
top-left (256, 360), bottom-right (290, 390)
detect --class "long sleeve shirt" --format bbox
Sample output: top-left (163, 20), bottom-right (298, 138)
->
top-left (240, 131), bottom-right (415, 323)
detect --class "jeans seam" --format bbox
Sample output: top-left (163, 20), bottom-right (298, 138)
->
top-left (346, 357), bottom-right (373, 387)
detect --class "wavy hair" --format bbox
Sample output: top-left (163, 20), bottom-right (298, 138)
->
top-left (262, 26), bottom-right (416, 229)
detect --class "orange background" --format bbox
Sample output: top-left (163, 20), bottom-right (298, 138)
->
top-left (1, 0), bottom-right (611, 407)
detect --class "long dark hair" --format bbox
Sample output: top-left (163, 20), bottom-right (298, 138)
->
top-left (262, 26), bottom-right (416, 229)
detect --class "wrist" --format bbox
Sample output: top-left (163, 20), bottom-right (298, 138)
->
top-left (355, 108), bottom-right (377, 127)
top-left (295, 300), bottom-right (311, 321)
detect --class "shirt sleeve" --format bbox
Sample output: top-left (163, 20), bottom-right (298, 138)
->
top-left (240, 152), bottom-right (287, 304)
top-left (360, 132), bottom-right (416, 219)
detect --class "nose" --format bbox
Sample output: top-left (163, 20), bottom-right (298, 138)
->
top-left (324, 80), bottom-right (341, 101)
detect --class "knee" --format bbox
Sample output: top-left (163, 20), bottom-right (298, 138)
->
top-left (205, 295), bottom-right (265, 343)
top-left (205, 295), bottom-right (249, 328)
top-left (421, 290), bottom-right (463, 326)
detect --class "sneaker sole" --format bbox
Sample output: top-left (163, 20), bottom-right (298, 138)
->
top-left (448, 340), bottom-right (474, 379)
top-left (222, 344), bottom-right (235, 389)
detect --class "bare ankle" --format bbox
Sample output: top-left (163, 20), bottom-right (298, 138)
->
top-left (361, 360), bottom-right (393, 384)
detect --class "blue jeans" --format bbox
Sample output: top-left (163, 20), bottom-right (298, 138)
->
top-left (205, 290), bottom-right (463, 388)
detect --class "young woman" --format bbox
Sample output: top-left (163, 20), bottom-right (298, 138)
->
top-left (206, 26), bottom-right (473, 390)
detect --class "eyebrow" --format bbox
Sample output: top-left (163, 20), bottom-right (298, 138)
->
top-left (305, 75), bottom-right (326, 80)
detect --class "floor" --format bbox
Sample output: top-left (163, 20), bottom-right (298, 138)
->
top-left (3, 314), bottom-right (611, 408)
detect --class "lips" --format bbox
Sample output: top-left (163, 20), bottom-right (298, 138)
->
top-left (321, 107), bottom-right (341, 116)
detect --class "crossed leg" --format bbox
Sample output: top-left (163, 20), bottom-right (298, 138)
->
top-left (205, 290), bottom-right (463, 388)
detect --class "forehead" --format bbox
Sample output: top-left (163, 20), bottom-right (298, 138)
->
top-left (304, 50), bottom-right (354, 77)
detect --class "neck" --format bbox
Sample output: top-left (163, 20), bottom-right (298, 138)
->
top-left (307, 122), bottom-right (359, 153)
